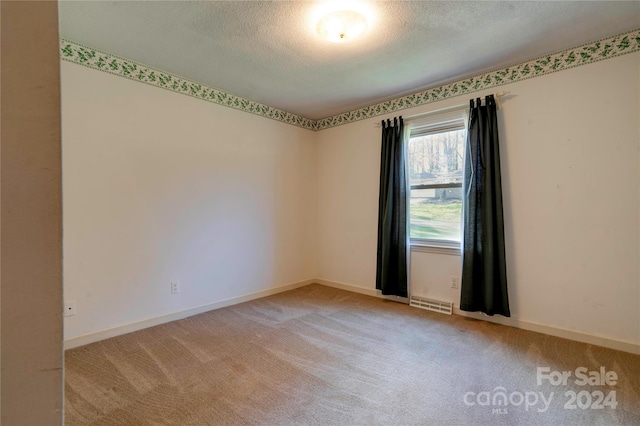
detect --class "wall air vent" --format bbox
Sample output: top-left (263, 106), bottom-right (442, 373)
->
top-left (409, 295), bottom-right (453, 315)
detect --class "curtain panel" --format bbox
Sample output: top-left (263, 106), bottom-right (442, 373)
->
top-left (376, 117), bottom-right (408, 297)
top-left (460, 96), bottom-right (510, 317)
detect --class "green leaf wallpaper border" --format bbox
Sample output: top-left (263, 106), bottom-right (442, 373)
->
top-left (316, 28), bottom-right (640, 130)
top-left (60, 39), bottom-right (316, 130)
top-left (61, 28), bottom-right (639, 132)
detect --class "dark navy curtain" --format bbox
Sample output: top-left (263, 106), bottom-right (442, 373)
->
top-left (460, 96), bottom-right (510, 316)
top-left (376, 117), bottom-right (408, 297)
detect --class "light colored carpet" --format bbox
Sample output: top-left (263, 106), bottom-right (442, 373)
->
top-left (65, 284), bottom-right (640, 425)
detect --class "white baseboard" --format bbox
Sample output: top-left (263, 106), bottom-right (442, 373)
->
top-left (314, 278), bottom-right (379, 297)
top-left (314, 278), bottom-right (409, 303)
top-left (64, 279), bottom-right (314, 350)
top-left (65, 277), bottom-right (640, 356)
top-left (314, 278), bottom-right (639, 355)
top-left (453, 307), bottom-right (640, 355)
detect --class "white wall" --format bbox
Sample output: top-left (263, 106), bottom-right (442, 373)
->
top-left (317, 52), bottom-right (640, 347)
top-left (62, 62), bottom-right (317, 340)
top-left (63, 51), bottom-right (640, 350)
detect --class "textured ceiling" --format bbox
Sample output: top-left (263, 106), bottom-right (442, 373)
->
top-left (58, 1), bottom-right (640, 120)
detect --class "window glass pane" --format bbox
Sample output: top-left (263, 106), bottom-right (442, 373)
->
top-left (410, 188), bottom-right (462, 241)
top-left (408, 127), bottom-right (466, 242)
top-left (408, 129), bottom-right (465, 186)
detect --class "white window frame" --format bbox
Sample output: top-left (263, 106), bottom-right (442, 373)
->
top-left (406, 110), bottom-right (468, 255)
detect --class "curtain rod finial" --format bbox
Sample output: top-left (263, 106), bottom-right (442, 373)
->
top-left (494, 91), bottom-right (510, 110)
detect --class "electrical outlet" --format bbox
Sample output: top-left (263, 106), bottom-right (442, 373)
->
top-left (450, 276), bottom-right (459, 289)
top-left (64, 300), bottom-right (77, 317)
top-left (171, 281), bottom-right (180, 294)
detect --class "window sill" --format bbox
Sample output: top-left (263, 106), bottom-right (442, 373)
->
top-left (410, 242), bottom-right (461, 256)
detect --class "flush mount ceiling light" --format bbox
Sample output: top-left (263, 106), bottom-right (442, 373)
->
top-left (316, 10), bottom-right (368, 42)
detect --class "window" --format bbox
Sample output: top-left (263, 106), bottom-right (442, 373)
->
top-left (407, 111), bottom-right (467, 250)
